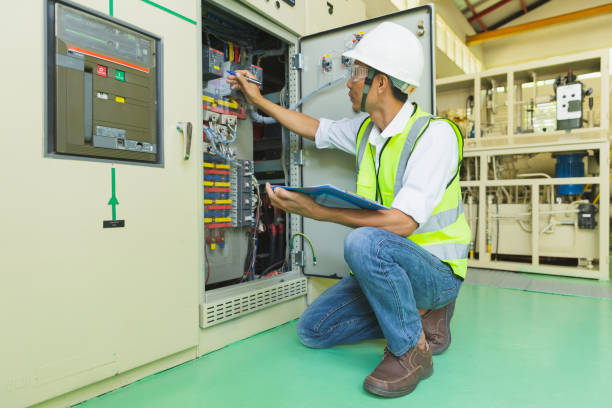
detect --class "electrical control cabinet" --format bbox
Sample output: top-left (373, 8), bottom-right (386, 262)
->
top-left (200, 2), bottom-right (434, 288)
top-left (47, 1), bottom-right (162, 164)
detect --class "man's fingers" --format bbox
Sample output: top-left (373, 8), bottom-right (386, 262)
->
top-left (265, 184), bottom-right (283, 207)
top-left (235, 69), bottom-right (256, 80)
top-left (265, 183), bottom-right (276, 197)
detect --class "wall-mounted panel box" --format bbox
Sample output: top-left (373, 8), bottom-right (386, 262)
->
top-left (46, 1), bottom-right (162, 164)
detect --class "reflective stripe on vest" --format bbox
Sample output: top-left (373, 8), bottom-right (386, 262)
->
top-left (356, 121), bottom-right (374, 171)
top-left (414, 200), bottom-right (464, 234)
top-left (355, 105), bottom-right (471, 279)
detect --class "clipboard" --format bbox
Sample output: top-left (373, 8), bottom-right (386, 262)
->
top-left (270, 184), bottom-right (389, 210)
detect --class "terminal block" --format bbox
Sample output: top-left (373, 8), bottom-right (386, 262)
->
top-left (204, 155), bottom-right (233, 230)
top-left (204, 155), bottom-right (256, 230)
top-left (230, 160), bottom-right (256, 228)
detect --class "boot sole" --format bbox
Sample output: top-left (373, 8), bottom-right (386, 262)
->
top-left (431, 299), bottom-right (455, 356)
top-left (363, 365), bottom-right (434, 398)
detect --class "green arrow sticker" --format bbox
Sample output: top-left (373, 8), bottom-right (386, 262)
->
top-left (108, 167), bottom-right (119, 220)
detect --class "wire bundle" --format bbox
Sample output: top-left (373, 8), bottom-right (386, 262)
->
top-left (242, 175), bottom-right (262, 281)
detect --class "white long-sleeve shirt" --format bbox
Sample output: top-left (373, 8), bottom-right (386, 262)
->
top-left (314, 102), bottom-right (459, 225)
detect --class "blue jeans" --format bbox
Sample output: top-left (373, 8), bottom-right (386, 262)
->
top-left (297, 227), bottom-right (462, 356)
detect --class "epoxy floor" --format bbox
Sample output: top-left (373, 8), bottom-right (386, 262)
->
top-left (79, 283), bottom-right (612, 408)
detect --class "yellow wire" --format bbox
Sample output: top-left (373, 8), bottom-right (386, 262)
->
top-left (593, 193), bottom-right (600, 204)
top-left (578, 184), bottom-right (590, 200)
top-left (290, 233), bottom-right (317, 264)
top-left (228, 42), bottom-right (233, 62)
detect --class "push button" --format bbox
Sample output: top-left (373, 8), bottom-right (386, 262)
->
top-left (97, 65), bottom-right (107, 77)
top-left (115, 69), bottom-right (125, 82)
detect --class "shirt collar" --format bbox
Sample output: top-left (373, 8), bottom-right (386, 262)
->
top-left (368, 102), bottom-right (415, 146)
top-left (380, 101), bottom-right (415, 139)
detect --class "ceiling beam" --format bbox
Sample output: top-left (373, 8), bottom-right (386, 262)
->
top-left (518, 0), bottom-right (528, 14)
top-left (468, 0), bottom-right (513, 23)
top-left (466, 3), bottom-right (612, 45)
top-left (464, 0), bottom-right (487, 31)
top-left (459, 0), bottom-right (491, 15)
top-left (488, 0), bottom-right (549, 31)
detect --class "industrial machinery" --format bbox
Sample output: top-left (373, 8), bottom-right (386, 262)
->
top-left (438, 50), bottom-right (610, 279)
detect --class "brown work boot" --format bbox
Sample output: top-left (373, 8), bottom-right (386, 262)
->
top-left (363, 345), bottom-right (433, 398)
top-left (421, 299), bottom-right (456, 355)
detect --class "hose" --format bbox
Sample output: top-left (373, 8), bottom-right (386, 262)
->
top-left (250, 44), bottom-right (287, 65)
top-left (249, 75), bottom-right (347, 124)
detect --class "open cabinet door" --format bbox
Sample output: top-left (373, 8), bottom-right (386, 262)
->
top-left (298, 5), bottom-right (435, 278)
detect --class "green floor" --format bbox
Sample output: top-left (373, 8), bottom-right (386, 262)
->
top-left (79, 284), bottom-right (612, 408)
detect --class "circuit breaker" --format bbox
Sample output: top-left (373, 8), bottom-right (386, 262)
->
top-left (48, 2), bottom-right (161, 163)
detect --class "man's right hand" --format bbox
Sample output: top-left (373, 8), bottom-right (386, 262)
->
top-left (226, 70), bottom-right (262, 106)
top-left (226, 69), bottom-right (320, 141)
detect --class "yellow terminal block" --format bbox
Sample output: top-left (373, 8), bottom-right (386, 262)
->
top-left (202, 95), bottom-right (216, 107)
top-left (218, 99), bottom-right (238, 109)
top-left (204, 218), bottom-right (213, 223)
top-left (203, 162), bottom-right (215, 168)
top-left (216, 164), bottom-right (230, 169)
top-left (204, 181), bottom-right (214, 187)
top-left (215, 182), bottom-right (230, 187)
top-left (216, 199), bottom-right (232, 204)
top-left (214, 217), bottom-right (231, 223)
top-left (211, 243), bottom-right (216, 250)
top-left (204, 199), bottom-right (213, 204)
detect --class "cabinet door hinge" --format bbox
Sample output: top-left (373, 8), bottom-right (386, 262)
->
top-left (292, 250), bottom-right (305, 267)
top-left (291, 53), bottom-right (304, 70)
top-left (293, 150), bottom-right (304, 166)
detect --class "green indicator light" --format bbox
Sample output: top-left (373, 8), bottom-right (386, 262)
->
top-left (115, 70), bottom-right (125, 82)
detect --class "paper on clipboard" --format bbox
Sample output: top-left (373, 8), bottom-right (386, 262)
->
top-left (270, 184), bottom-right (389, 210)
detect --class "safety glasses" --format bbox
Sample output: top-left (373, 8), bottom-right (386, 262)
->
top-left (347, 65), bottom-right (370, 83)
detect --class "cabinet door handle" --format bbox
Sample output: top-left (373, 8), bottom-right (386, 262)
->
top-left (176, 122), bottom-right (193, 160)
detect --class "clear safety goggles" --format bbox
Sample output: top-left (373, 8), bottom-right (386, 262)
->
top-left (347, 65), bottom-right (370, 83)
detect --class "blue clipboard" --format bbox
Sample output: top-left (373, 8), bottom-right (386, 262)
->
top-left (270, 184), bottom-right (389, 210)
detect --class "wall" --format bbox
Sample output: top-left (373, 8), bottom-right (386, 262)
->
top-left (363, 0), bottom-right (402, 18)
top-left (427, 0), bottom-right (484, 63)
top-left (482, 0), bottom-right (612, 68)
top-left (306, 0), bottom-right (366, 34)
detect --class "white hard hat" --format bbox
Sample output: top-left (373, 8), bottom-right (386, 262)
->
top-left (343, 22), bottom-right (424, 91)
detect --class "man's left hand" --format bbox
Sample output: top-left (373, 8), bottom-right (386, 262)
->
top-left (265, 183), bottom-right (320, 219)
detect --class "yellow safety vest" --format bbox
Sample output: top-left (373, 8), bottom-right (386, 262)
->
top-left (355, 104), bottom-right (470, 279)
